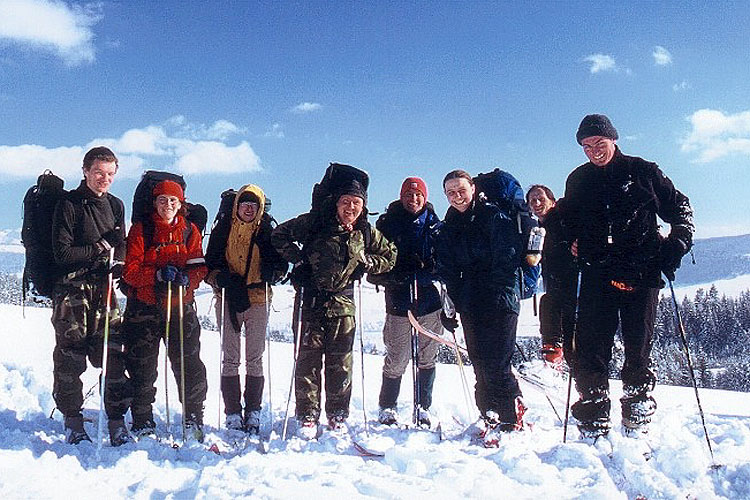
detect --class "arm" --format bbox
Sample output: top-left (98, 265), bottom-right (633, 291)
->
top-left (184, 222), bottom-right (207, 293)
top-left (122, 223), bottom-right (158, 290)
top-left (52, 199), bottom-right (101, 267)
top-left (652, 165), bottom-right (694, 247)
top-left (271, 213), bottom-right (311, 265)
top-left (364, 226), bottom-right (398, 275)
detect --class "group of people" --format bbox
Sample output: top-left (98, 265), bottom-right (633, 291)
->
top-left (48, 113), bottom-right (693, 448)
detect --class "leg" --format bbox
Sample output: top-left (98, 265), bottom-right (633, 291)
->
top-left (379, 313), bottom-right (410, 409)
top-left (323, 315), bottom-right (356, 420)
top-left (167, 305), bottom-right (208, 420)
top-left (294, 317), bottom-right (325, 421)
top-left (217, 298), bottom-right (242, 416)
top-left (243, 303), bottom-right (268, 415)
top-left (416, 309), bottom-right (442, 409)
top-left (123, 301), bottom-right (162, 428)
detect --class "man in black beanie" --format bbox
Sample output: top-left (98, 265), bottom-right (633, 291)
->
top-left (560, 114), bottom-right (694, 439)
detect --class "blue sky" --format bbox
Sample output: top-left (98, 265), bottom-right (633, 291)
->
top-left (1, 0), bottom-right (749, 239)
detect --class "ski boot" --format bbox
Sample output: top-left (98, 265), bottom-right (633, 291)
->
top-left (225, 413), bottom-right (244, 431)
top-left (108, 419), bottom-right (133, 447)
top-left (131, 415), bottom-right (157, 439)
top-left (184, 412), bottom-right (205, 443)
top-left (327, 409), bottom-right (348, 433)
top-left (64, 415), bottom-right (92, 445)
top-left (244, 409), bottom-right (261, 435)
top-left (378, 407), bottom-right (398, 426)
top-left (417, 406), bottom-right (433, 428)
top-left (296, 416), bottom-right (319, 440)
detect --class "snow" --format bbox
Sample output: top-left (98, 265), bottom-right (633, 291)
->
top-left (1, 283), bottom-right (749, 499)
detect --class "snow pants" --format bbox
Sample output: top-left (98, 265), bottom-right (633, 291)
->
top-left (461, 306), bottom-right (521, 424)
top-left (123, 299), bottom-right (208, 423)
top-left (294, 311), bottom-right (355, 421)
top-left (214, 297), bottom-right (268, 378)
top-left (571, 273), bottom-right (658, 426)
top-left (51, 281), bottom-right (131, 421)
top-left (539, 278), bottom-right (577, 351)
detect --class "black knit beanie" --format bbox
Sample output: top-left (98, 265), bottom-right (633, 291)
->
top-left (238, 191), bottom-right (261, 205)
top-left (336, 179), bottom-right (367, 205)
top-left (576, 114), bottom-right (618, 145)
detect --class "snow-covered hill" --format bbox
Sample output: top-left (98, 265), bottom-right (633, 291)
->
top-left (1, 285), bottom-right (749, 499)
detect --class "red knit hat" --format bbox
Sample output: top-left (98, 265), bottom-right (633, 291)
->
top-left (153, 180), bottom-right (184, 201)
top-left (400, 177), bottom-right (428, 200)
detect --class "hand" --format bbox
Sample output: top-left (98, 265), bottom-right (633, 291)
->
top-left (661, 236), bottom-right (688, 281)
top-left (175, 271), bottom-right (190, 288)
top-left (110, 263), bottom-right (124, 279)
top-left (101, 228), bottom-right (124, 248)
top-left (440, 310), bottom-right (459, 333)
top-left (156, 265), bottom-right (179, 283)
top-left (358, 250), bottom-right (374, 271)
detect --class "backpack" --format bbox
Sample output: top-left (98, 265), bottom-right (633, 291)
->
top-left (21, 170), bottom-right (66, 299)
top-left (311, 162), bottom-right (370, 213)
top-left (131, 170), bottom-right (208, 244)
top-left (473, 168), bottom-right (541, 299)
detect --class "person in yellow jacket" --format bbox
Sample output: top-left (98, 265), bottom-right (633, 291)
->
top-left (205, 184), bottom-right (287, 434)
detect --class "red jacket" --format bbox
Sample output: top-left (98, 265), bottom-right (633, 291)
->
top-left (124, 214), bottom-right (207, 307)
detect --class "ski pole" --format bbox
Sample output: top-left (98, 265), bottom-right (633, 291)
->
top-left (178, 284), bottom-right (187, 442)
top-left (164, 281), bottom-right (172, 434)
top-left (97, 247), bottom-right (115, 451)
top-left (218, 286), bottom-right (226, 428)
top-left (265, 283), bottom-right (273, 435)
top-left (282, 286), bottom-right (303, 440)
top-left (563, 270), bottom-right (582, 443)
top-left (450, 328), bottom-right (475, 423)
top-left (410, 277), bottom-right (420, 426)
top-left (357, 280), bottom-right (368, 434)
top-left (668, 278), bottom-right (718, 467)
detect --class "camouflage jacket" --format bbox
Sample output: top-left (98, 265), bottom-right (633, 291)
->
top-left (272, 212), bottom-right (397, 316)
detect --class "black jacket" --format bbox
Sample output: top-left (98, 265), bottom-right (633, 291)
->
top-left (368, 200), bottom-right (442, 317)
top-left (540, 200), bottom-right (578, 293)
top-left (52, 181), bottom-right (126, 278)
top-left (562, 147), bottom-right (694, 287)
top-left (435, 200), bottom-right (522, 315)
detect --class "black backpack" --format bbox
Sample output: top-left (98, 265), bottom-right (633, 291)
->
top-left (311, 162), bottom-right (370, 213)
top-left (131, 170), bottom-right (208, 244)
top-left (21, 170), bottom-right (67, 299)
top-left (473, 168), bottom-right (541, 299)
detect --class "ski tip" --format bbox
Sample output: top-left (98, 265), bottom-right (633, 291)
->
top-left (208, 443), bottom-right (221, 455)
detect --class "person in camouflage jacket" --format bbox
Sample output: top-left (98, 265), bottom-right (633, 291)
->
top-left (271, 179), bottom-right (397, 437)
top-left (51, 146), bottom-right (131, 446)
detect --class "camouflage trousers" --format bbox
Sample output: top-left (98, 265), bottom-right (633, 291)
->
top-left (295, 312), bottom-right (355, 421)
top-left (122, 299), bottom-right (208, 422)
top-left (51, 282), bottom-right (132, 420)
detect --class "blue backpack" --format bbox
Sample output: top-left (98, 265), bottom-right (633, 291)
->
top-left (473, 168), bottom-right (541, 300)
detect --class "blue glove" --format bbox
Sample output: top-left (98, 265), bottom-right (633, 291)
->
top-left (156, 265), bottom-right (179, 283)
top-left (175, 271), bottom-right (190, 288)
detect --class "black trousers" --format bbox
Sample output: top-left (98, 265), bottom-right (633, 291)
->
top-left (573, 272), bottom-right (658, 403)
top-left (461, 306), bottom-right (521, 423)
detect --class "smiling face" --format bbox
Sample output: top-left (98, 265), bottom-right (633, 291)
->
top-left (154, 194), bottom-right (182, 223)
top-left (237, 200), bottom-right (259, 223)
top-left (336, 194), bottom-right (364, 226)
top-left (581, 135), bottom-right (617, 167)
top-left (83, 159), bottom-right (117, 196)
top-left (444, 177), bottom-right (475, 213)
top-left (401, 188), bottom-right (426, 214)
top-left (527, 187), bottom-right (555, 220)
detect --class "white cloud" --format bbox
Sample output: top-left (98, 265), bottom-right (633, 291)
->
top-left (291, 102), bottom-right (322, 113)
top-left (0, 0), bottom-right (100, 66)
top-left (583, 53), bottom-right (617, 74)
top-left (652, 46), bottom-right (673, 65)
top-left (673, 81), bottom-right (690, 92)
top-left (0, 117), bottom-right (261, 179)
top-left (680, 109), bottom-right (750, 162)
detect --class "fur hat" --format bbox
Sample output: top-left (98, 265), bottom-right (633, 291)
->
top-left (576, 114), bottom-right (618, 145)
top-left (400, 177), bottom-right (428, 200)
top-left (336, 179), bottom-right (367, 205)
top-left (153, 180), bottom-right (184, 201)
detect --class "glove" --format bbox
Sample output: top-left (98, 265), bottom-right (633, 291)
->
top-left (110, 263), bottom-right (124, 279)
top-left (661, 236), bottom-right (688, 281)
top-left (227, 281), bottom-right (250, 313)
top-left (101, 228), bottom-right (124, 248)
top-left (215, 270), bottom-right (235, 289)
top-left (440, 310), bottom-right (459, 333)
top-left (175, 271), bottom-right (190, 288)
top-left (156, 265), bottom-right (179, 283)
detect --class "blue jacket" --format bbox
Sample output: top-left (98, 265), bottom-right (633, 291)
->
top-left (436, 200), bottom-right (522, 315)
top-left (368, 200), bottom-right (442, 317)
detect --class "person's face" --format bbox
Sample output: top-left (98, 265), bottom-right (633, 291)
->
top-left (528, 188), bottom-right (555, 219)
top-left (336, 194), bottom-right (364, 226)
top-left (444, 177), bottom-right (475, 213)
top-left (154, 195), bottom-right (182, 222)
top-left (83, 159), bottom-right (117, 196)
top-left (401, 188), bottom-right (425, 214)
top-left (237, 200), bottom-right (259, 223)
top-left (581, 135), bottom-right (616, 167)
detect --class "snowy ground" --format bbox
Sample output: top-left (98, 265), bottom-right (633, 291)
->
top-left (1, 283), bottom-right (749, 499)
